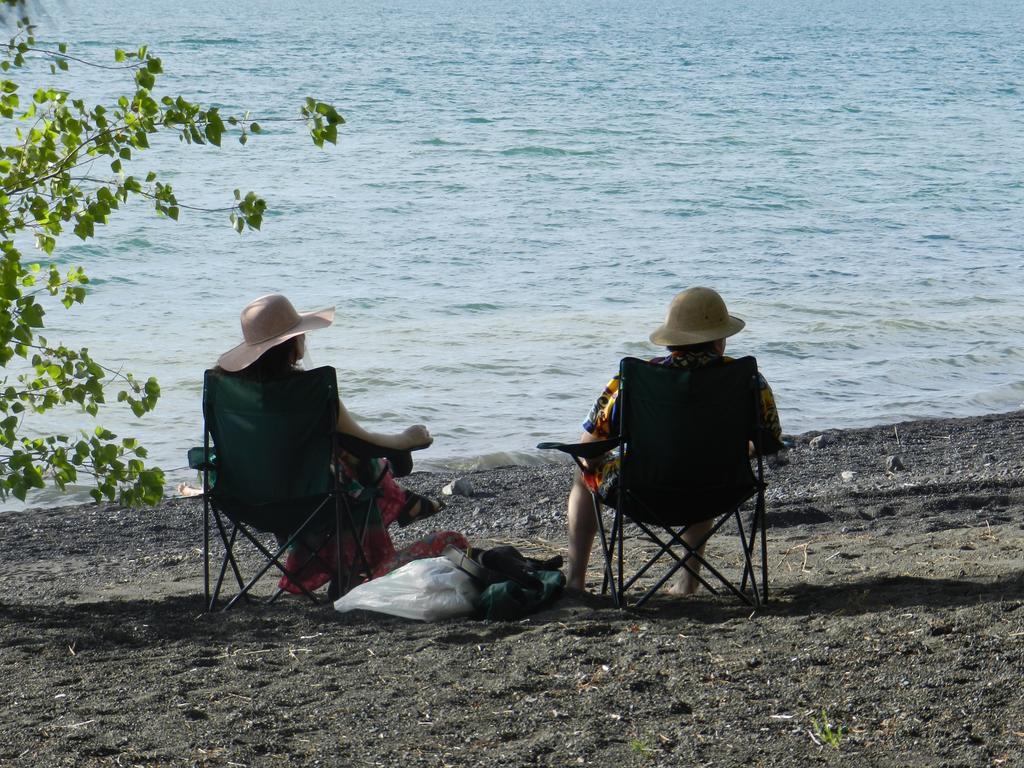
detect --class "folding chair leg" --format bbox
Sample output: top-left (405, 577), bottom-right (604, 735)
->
top-left (202, 462), bottom-right (397, 610)
top-left (593, 495), bottom-right (622, 607)
top-left (224, 525), bottom-right (324, 610)
top-left (210, 518), bottom-right (248, 611)
top-left (759, 497), bottom-right (769, 602)
top-left (623, 519), bottom-right (722, 599)
top-left (334, 496), bottom-right (344, 599)
top-left (211, 500), bottom-right (337, 610)
top-left (338, 498), bottom-right (376, 595)
top-left (731, 509), bottom-right (761, 608)
top-left (740, 493), bottom-right (769, 604)
top-left (616, 509), bottom-right (625, 606)
top-left (622, 511), bottom-right (761, 608)
top-left (203, 495), bottom-right (210, 609)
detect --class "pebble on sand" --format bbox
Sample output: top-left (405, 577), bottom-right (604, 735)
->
top-left (809, 433), bottom-right (833, 450)
top-left (886, 454), bottom-right (906, 472)
top-left (442, 478), bottom-right (475, 497)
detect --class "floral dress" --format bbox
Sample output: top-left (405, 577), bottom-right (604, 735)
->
top-left (277, 450), bottom-right (466, 595)
top-left (581, 351), bottom-right (782, 501)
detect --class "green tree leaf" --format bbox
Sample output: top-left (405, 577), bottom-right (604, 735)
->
top-left (0, 7), bottom-right (342, 506)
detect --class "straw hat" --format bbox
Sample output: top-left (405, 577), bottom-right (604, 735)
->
top-left (648, 287), bottom-right (745, 346)
top-left (217, 294), bottom-right (335, 372)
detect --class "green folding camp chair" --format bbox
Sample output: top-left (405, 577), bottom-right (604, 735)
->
top-left (188, 366), bottom-right (386, 611)
top-left (540, 356), bottom-right (776, 608)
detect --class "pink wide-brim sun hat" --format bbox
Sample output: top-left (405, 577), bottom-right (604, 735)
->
top-left (217, 293), bottom-right (335, 372)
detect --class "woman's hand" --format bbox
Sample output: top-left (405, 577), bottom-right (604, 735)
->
top-left (403, 424), bottom-right (433, 450)
top-left (337, 400), bottom-right (433, 452)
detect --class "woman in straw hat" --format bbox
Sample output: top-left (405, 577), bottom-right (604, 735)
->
top-left (214, 293), bottom-right (465, 596)
top-left (565, 287), bottom-right (783, 595)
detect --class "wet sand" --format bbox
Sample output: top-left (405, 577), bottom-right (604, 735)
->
top-left (1, 411), bottom-right (1023, 767)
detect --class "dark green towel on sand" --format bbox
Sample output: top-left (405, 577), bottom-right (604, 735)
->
top-left (477, 570), bottom-right (565, 621)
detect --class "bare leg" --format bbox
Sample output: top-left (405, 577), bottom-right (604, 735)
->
top-left (668, 518), bottom-right (714, 595)
top-left (566, 471), bottom-right (597, 591)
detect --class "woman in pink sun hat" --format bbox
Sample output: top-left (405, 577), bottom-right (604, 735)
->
top-left (212, 293), bottom-right (466, 596)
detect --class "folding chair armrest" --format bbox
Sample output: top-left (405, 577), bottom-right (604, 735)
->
top-left (187, 446), bottom-right (216, 471)
top-left (335, 432), bottom-right (415, 477)
top-left (536, 437), bottom-right (621, 460)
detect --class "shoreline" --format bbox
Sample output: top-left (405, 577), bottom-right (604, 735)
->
top-left (1, 409), bottom-right (1022, 766)
top-left (7, 405), bottom-right (1024, 517)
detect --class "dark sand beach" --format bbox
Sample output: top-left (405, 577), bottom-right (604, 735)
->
top-left (1, 411), bottom-right (1023, 767)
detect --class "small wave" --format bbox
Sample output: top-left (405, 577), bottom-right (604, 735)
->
top-left (119, 237), bottom-right (152, 249)
top-left (452, 302), bottom-right (501, 313)
top-left (760, 341), bottom-right (813, 359)
top-left (499, 146), bottom-right (596, 157)
top-left (663, 207), bottom-right (704, 218)
top-left (652, 160), bottom-right (698, 169)
top-left (81, 274), bottom-right (137, 287)
top-left (426, 449), bottom-right (566, 472)
top-left (178, 37), bottom-right (245, 45)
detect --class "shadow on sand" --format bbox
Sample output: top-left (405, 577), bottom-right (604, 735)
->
top-left (2, 570), bottom-right (1022, 651)
top-left (581, 570), bottom-right (1024, 624)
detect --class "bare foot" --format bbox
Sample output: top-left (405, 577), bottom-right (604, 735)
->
top-left (667, 570), bottom-right (701, 596)
top-left (176, 482), bottom-right (204, 497)
top-left (565, 579), bottom-right (589, 594)
top-left (565, 569), bottom-right (589, 592)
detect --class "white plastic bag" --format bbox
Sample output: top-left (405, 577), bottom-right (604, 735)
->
top-left (333, 557), bottom-right (480, 621)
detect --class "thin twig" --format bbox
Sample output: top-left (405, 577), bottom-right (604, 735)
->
top-left (23, 46), bottom-right (141, 71)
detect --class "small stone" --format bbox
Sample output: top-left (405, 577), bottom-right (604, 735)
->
top-left (885, 455), bottom-right (906, 472)
top-left (441, 478), bottom-right (474, 497)
top-left (840, 470), bottom-right (856, 482)
top-left (809, 434), bottom-right (831, 450)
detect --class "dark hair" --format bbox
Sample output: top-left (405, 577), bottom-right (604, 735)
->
top-left (223, 337), bottom-right (302, 381)
top-left (667, 340), bottom-right (719, 354)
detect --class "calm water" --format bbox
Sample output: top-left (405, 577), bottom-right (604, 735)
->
top-left (7, 0), bottom-right (1024, 507)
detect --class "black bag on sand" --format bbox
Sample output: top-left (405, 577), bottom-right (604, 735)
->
top-left (444, 544), bottom-right (563, 591)
top-left (443, 544), bottom-right (565, 620)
